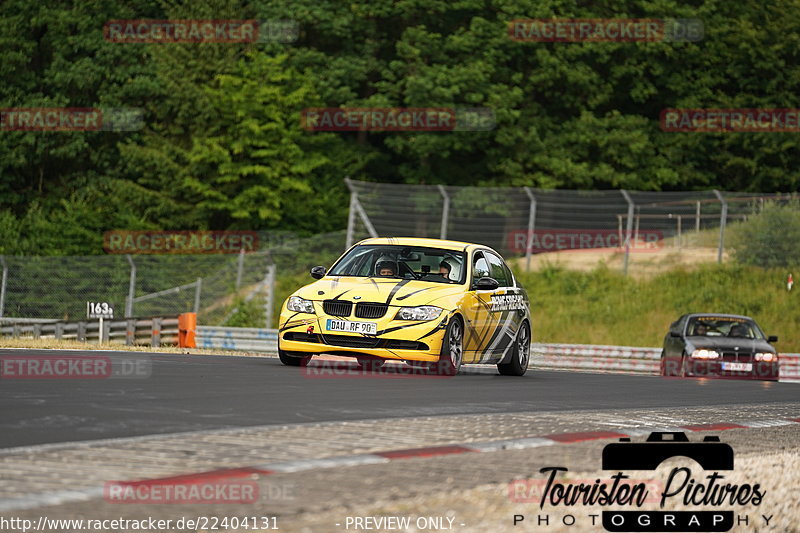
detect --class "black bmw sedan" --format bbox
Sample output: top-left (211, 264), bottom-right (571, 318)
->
top-left (660, 313), bottom-right (779, 380)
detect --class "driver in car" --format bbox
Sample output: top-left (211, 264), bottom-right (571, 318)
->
top-left (375, 259), bottom-right (398, 277)
top-left (439, 261), bottom-right (452, 280)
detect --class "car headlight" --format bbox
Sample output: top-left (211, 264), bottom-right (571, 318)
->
top-left (755, 352), bottom-right (776, 362)
top-left (287, 296), bottom-right (315, 314)
top-left (396, 306), bottom-right (443, 321)
top-left (690, 349), bottom-right (720, 359)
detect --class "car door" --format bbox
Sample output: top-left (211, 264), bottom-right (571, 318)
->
top-left (461, 251), bottom-right (494, 363)
top-left (480, 251), bottom-right (524, 362)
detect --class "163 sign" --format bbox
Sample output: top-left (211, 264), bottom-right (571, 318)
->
top-left (87, 302), bottom-right (114, 319)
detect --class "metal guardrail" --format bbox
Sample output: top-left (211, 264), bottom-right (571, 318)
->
top-left (531, 343), bottom-right (660, 374)
top-left (0, 316), bottom-right (180, 347)
top-left (2, 320), bottom-right (798, 382)
top-left (192, 328), bottom-right (800, 382)
top-left (533, 343), bottom-right (800, 383)
top-left (196, 326), bottom-right (278, 352)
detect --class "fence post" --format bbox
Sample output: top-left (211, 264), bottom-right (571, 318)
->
top-left (126, 319), bottom-right (135, 346)
top-left (713, 190), bottom-right (728, 263)
top-left (125, 254), bottom-right (136, 318)
top-left (523, 187), bottom-right (537, 271)
top-left (345, 177), bottom-right (378, 248)
top-left (55, 322), bottom-right (64, 340)
top-left (151, 317), bottom-right (161, 347)
top-left (437, 185), bottom-right (450, 240)
top-left (77, 321), bottom-right (87, 342)
top-left (696, 201), bottom-right (701, 232)
top-left (346, 178), bottom-right (357, 249)
top-left (620, 190), bottom-right (635, 275)
top-left (0, 255), bottom-right (7, 319)
top-left (264, 263), bottom-right (276, 329)
top-left (194, 278), bottom-right (202, 314)
top-left (33, 323), bottom-right (41, 339)
top-left (235, 249), bottom-right (245, 289)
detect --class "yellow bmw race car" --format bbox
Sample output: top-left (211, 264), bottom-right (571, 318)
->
top-left (278, 237), bottom-right (531, 376)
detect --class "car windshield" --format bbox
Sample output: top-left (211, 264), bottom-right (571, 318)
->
top-left (687, 316), bottom-right (765, 340)
top-left (329, 244), bottom-right (466, 284)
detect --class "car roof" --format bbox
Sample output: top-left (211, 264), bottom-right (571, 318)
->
top-left (356, 237), bottom-right (495, 254)
top-left (684, 313), bottom-right (755, 321)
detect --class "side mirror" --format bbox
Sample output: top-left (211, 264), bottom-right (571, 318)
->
top-left (310, 266), bottom-right (326, 279)
top-left (474, 277), bottom-right (499, 291)
top-left (768, 335), bottom-right (778, 343)
top-left (669, 331), bottom-right (681, 338)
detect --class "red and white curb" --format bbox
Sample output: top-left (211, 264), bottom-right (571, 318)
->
top-left (1, 417), bottom-right (799, 512)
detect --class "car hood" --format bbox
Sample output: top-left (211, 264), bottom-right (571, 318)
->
top-left (294, 276), bottom-right (466, 307)
top-left (686, 336), bottom-right (776, 353)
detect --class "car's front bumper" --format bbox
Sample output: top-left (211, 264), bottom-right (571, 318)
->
top-left (683, 359), bottom-right (779, 380)
top-left (277, 310), bottom-right (448, 362)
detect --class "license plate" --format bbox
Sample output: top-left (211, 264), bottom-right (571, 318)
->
top-left (326, 319), bottom-right (377, 335)
top-left (721, 362), bottom-right (752, 372)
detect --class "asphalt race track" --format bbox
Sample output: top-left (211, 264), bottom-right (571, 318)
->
top-left (0, 349), bottom-right (796, 449)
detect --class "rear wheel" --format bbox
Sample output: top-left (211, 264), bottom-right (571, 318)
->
top-left (278, 349), bottom-right (311, 367)
top-left (434, 317), bottom-right (463, 376)
top-left (498, 321), bottom-right (530, 376)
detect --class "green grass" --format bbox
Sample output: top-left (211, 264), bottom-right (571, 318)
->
top-left (518, 264), bottom-right (800, 351)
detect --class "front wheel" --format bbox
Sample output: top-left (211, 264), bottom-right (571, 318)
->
top-left (498, 321), bottom-right (530, 376)
top-left (434, 316), bottom-right (464, 376)
top-left (278, 349), bottom-right (311, 367)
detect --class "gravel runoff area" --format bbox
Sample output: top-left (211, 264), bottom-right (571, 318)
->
top-left (287, 428), bottom-right (798, 533)
top-left (3, 413), bottom-right (799, 532)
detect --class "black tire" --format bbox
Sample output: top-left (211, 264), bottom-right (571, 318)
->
top-left (679, 354), bottom-right (690, 377)
top-left (434, 316), bottom-right (464, 376)
top-left (498, 321), bottom-right (530, 376)
top-left (659, 351), bottom-right (669, 376)
top-left (357, 357), bottom-right (385, 370)
top-left (278, 349), bottom-right (311, 367)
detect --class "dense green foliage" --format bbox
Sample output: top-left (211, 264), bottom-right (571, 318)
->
top-left (730, 203), bottom-right (800, 268)
top-left (518, 264), bottom-right (800, 350)
top-left (2, 0), bottom-right (800, 255)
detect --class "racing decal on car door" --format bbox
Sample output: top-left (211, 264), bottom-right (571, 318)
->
top-left (480, 289), bottom-right (527, 363)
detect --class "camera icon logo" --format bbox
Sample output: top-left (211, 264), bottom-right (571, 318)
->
top-left (603, 432), bottom-right (734, 471)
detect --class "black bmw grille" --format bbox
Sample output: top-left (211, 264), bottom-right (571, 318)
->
top-left (323, 300), bottom-right (353, 317)
top-left (355, 302), bottom-right (388, 319)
